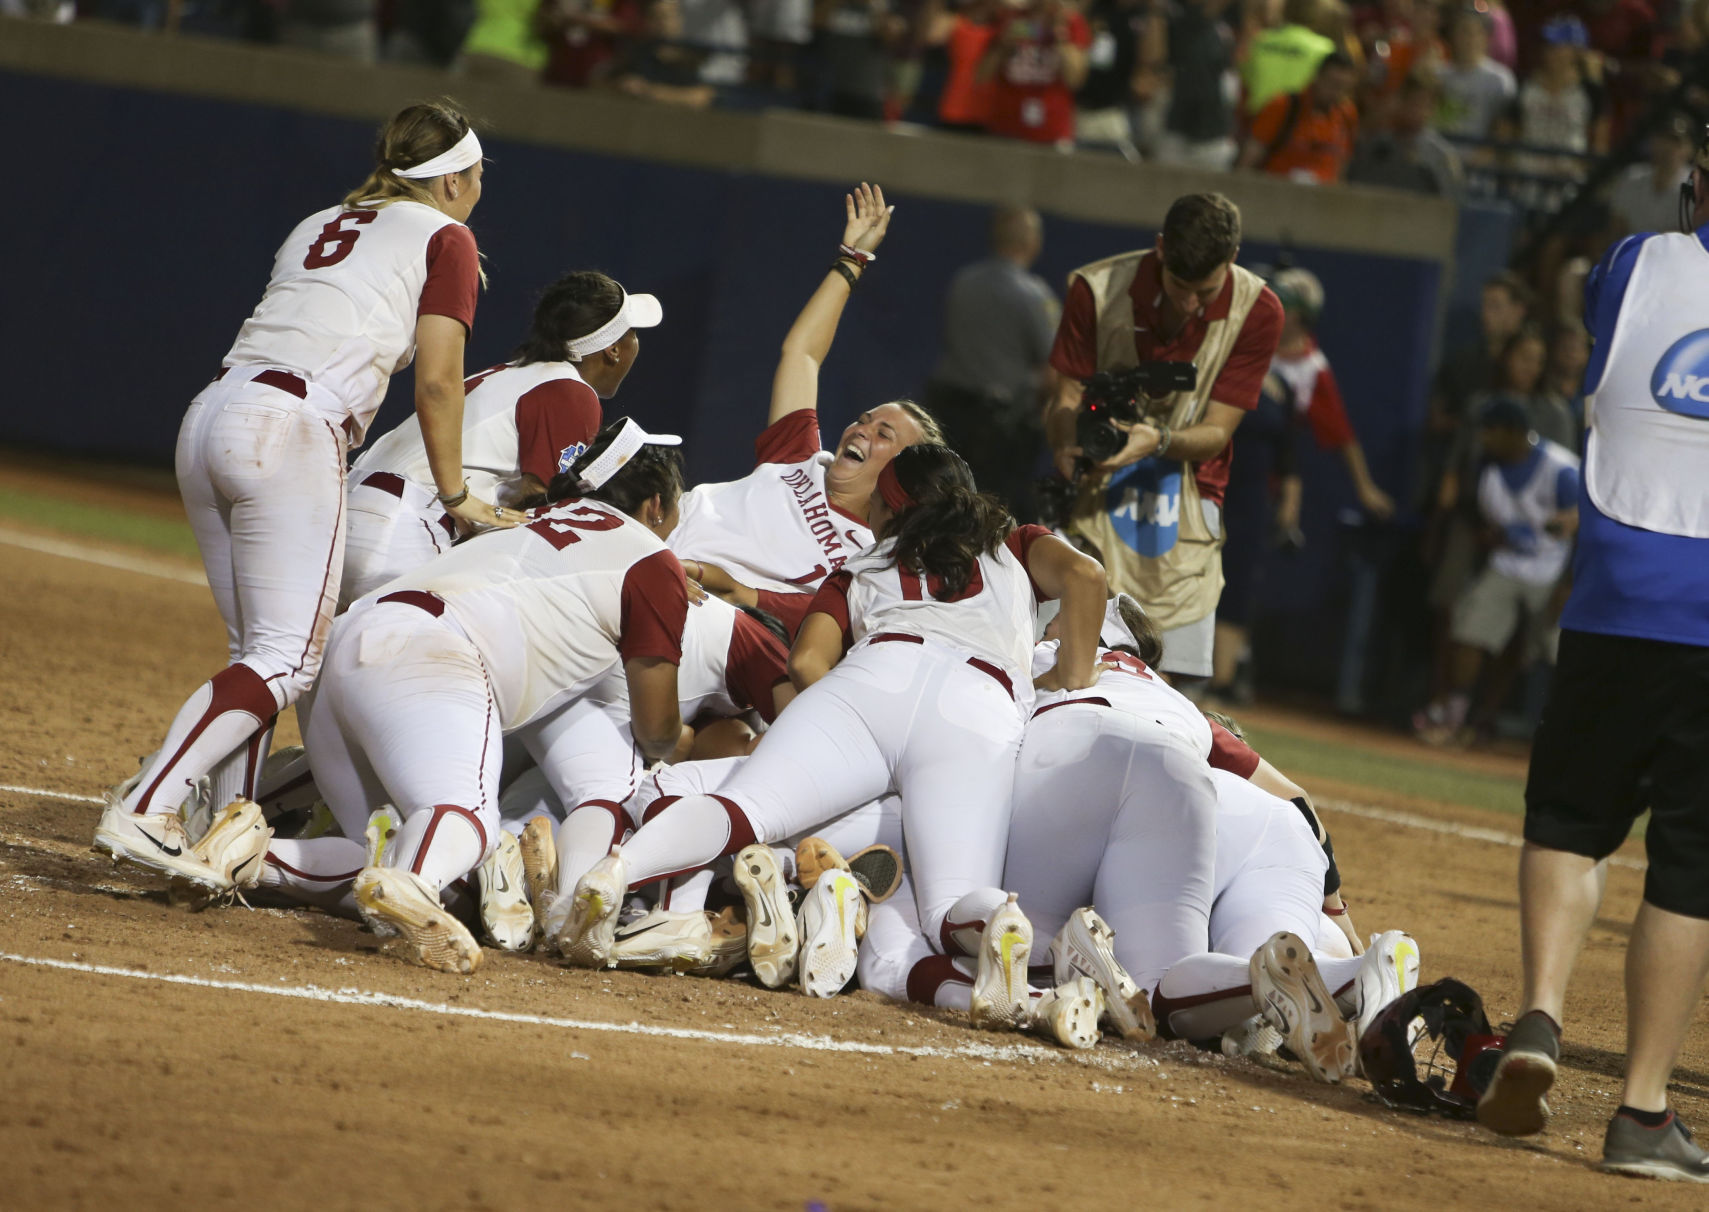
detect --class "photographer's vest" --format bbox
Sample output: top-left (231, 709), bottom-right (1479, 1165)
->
top-left (1067, 251), bottom-right (1267, 631)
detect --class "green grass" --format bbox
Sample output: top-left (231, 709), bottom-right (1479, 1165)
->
top-left (1239, 722), bottom-right (1528, 818)
top-left (0, 486), bottom-right (200, 559)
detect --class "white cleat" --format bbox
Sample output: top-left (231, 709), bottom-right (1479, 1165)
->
top-left (688, 906), bottom-right (749, 977)
top-left (517, 816), bottom-right (559, 937)
top-left (1051, 907), bottom-right (1155, 1041)
top-left (1351, 930), bottom-right (1421, 1047)
top-left (1221, 1013), bottom-right (1284, 1059)
top-left (797, 870), bottom-right (862, 998)
top-left (364, 807), bottom-right (402, 867)
top-left (172, 798), bottom-right (273, 906)
top-left (93, 795), bottom-right (229, 893)
top-left (609, 908), bottom-right (713, 972)
top-left (970, 894), bottom-right (1033, 1032)
top-left (733, 844), bottom-right (798, 989)
top-left (353, 866), bottom-right (484, 975)
top-left (554, 846), bottom-right (627, 969)
top-left (1032, 977), bottom-right (1105, 1050)
top-left (1250, 931), bottom-right (1357, 1083)
top-left (477, 831), bottom-right (537, 952)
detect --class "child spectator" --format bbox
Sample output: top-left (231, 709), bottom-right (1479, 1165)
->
top-left (977, 0), bottom-right (1092, 147)
top-left (1505, 14), bottom-right (1607, 162)
top-left (1238, 48), bottom-right (1360, 182)
top-left (1434, 4), bottom-right (1513, 138)
top-left (1154, 0), bottom-right (1238, 168)
top-left (1544, 322), bottom-right (1590, 430)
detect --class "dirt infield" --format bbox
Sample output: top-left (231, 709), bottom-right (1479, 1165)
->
top-left (2, 477), bottom-right (1706, 1211)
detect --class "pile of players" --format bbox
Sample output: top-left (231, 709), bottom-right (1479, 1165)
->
top-left (92, 100), bottom-right (1420, 1085)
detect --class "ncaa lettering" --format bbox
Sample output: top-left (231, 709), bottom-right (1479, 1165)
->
top-left (1657, 373), bottom-right (1709, 404)
top-left (780, 468), bottom-right (854, 572)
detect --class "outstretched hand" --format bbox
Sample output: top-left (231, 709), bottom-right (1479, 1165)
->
top-left (842, 182), bottom-right (894, 255)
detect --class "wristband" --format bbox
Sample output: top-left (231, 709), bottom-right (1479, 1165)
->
top-left (1154, 423), bottom-right (1173, 458)
top-left (837, 243), bottom-right (875, 265)
top-left (829, 260), bottom-right (861, 290)
top-left (437, 481), bottom-right (471, 508)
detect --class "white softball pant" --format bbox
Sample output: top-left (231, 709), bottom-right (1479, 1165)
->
top-left (122, 370), bottom-right (348, 817)
top-left (340, 472), bottom-right (453, 608)
top-left (620, 638), bottom-right (1024, 950)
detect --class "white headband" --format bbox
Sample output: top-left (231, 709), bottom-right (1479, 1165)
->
top-left (565, 289), bottom-right (664, 362)
top-left (393, 129), bottom-right (483, 180)
top-left (576, 418), bottom-right (683, 491)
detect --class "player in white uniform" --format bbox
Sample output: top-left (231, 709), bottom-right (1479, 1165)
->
top-left (555, 444), bottom-right (1110, 1027)
top-left (669, 184), bottom-right (944, 636)
top-left (95, 101), bottom-right (515, 895)
top-left (342, 271), bottom-right (663, 605)
top-left (255, 420), bottom-right (690, 973)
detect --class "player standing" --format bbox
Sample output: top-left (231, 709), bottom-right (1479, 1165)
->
top-left (95, 101), bottom-right (514, 894)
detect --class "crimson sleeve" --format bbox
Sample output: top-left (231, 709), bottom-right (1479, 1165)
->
top-left (1209, 287), bottom-right (1285, 412)
top-left (754, 409), bottom-right (823, 467)
top-left (1048, 278), bottom-right (1101, 380)
top-left (419, 224), bottom-right (480, 332)
top-left (514, 378), bottom-right (604, 485)
top-left (754, 588), bottom-right (817, 639)
top-left (724, 610), bottom-right (792, 723)
top-left (619, 549), bottom-right (689, 665)
top-left (1003, 524), bottom-right (1054, 601)
top-left (804, 570), bottom-right (855, 648)
top-left (1304, 363), bottom-right (1356, 450)
top-left (1207, 720), bottom-right (1262, 778)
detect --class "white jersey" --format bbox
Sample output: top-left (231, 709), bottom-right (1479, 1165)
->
top-left (1477, 438), bottom-right (1580, 585)
top-left (353, 360), bottom-right (602, 502)
top-left (816, 524), bottom-right (1051, 695)
top-left (1029, 640), bottom-right (1212, 758)
top-left (361, 498), bottom-right (687, 728)
top-left (669, 409), bottom-right (871, 594)
top-left (584, 595), bottom-right (790, 724)
top-left (223, 199), bottom-right (478, 445)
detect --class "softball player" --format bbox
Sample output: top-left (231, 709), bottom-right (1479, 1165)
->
top-left (342, 271), bottom-right (663, 605)
top-left (668, 184), bottom-right (944, 634)
top-left (96, 101), bottom-right (515, 894)
top-left (259, 419), bottom-right (689, 973)
top-left (555, 444), bottom-right (1110, 1027)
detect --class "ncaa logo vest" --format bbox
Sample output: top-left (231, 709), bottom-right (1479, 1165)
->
top-left (1651, 329), bottom-right (1709, 418)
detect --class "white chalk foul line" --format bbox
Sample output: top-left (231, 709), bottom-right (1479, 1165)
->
top-left (0, 783), bottom-right (103, 805)
top-left (1324, 797), bottom-right (1646, 872)
top-left (0, 951), bottom-right (1086, 1066)
top-left (0, 529), bottom-right (207, 586)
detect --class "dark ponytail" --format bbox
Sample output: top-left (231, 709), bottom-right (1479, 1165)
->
top-left (515, 271), bottom-right (625, 365)
top-left (879, 444), bottom-right (1014, 600)
top-left (546, 417), bottom-right (684, 517)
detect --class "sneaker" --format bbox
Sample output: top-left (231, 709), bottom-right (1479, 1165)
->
top-left (969, 894), bottom-right (1033, 1032)
top-left (92, 795), bottom-right (229, 893)
top-left (688, 906), bottom-right (749, 977)
top-left (1476, 1009), bottom-right (1560, 1137)
top-left (797, 870), bottom-right (862, 998)
top-left (552, 846), bottom-right (627, 969)
top-left (1350, 930), bottom-right (1421, 1044)
top-left (846, 844), bottom-right (903, 904)
top-left (1250, 931), bottom-right (1356, 1083)
top-left (733, 844), bottom-right (799, 989)
top-left (477, 831), bottom-right (536, 952)
top-left (517, 817), bottom-right (559, 936)
top-left (364, 807), bottom-right (402, 867)
top-left (353, 866), bottom-right (484, 975)
top-left (1601, 1111), bottom-right (1709, 1182)
top-left (1051, 907), bottom-right (1155, 1041)
top-left (1032, 977), bottom-right (1105, 1050)
top-left (174, 798), bottom-right (273, 905)
top-left (608, 908), bottom-right (714, 971)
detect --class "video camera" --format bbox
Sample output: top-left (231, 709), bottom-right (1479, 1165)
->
top-left (1074, 362), bottom-right (1199, 464)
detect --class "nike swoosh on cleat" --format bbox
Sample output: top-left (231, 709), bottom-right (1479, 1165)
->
top-left (231, 855), bottom-right (257, 880)
top-left (617, 919), bottom-right (669, 940)
top-left (495, 869), bottom-right (510, 894)
top-left (137, 828), bottom-right (183, 858)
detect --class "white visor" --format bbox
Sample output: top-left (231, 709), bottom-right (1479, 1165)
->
top-left (393, 128), bottom-right (483, 180)
top-left (576, 418), bottom-right (683, 491)
top-left (1098, 595), bottom-right (1143, 649)
top-left (565, 289), bottom-right (664, 362)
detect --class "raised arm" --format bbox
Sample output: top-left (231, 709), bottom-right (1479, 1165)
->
top-left (768, 183), bottom-right (895, 425)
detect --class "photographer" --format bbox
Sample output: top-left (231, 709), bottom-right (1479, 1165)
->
top-left (1044, 192), bottom-right (1283, 681)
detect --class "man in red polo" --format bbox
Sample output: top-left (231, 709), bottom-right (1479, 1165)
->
top-left (1045, 192), bottom-right (1283, 681)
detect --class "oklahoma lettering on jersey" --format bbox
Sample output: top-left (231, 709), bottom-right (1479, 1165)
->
top-left (354, 360), bottom-right (602, 501)
top-left (1030, 640), bottom-right (1212, 757)
top-left (361, 498), bottom-right (686, 729)
top-left (223, 200), bottom-right (479, 445)
top-left (668, 409), bottom-right (871, 594)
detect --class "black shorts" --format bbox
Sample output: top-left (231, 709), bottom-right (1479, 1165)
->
top-left (1525, 628), bottom-right (1709, 918)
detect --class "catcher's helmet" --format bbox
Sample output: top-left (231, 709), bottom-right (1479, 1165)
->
top-left (1357, 978), bottom-right (1506, 1119)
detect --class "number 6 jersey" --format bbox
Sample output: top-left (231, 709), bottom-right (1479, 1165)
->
top-left (222, 199), bottom-right (480, 445)
top-left (354, 498), bottom-right (689, 730)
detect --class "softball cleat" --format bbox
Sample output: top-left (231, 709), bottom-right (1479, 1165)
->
top-left (733, 844), bottom-right (799, 989)
top-left (970, 894), bottom-right (1033, 1032)
top-left (1051, 907), bottom-right (1155, 1041)
top-left (1351, 930), bottom-right (1421, 1045)
top-left (1250, 931), bottom-right (1356, 1083)
top-left (93, 795), bottom-right (229, 894)
top-left (553, 846), bottom-right (627, 969)
top-left (609, 908), bottom-right (714, 972)
top-left (353, 866), bottom-right (483, 975)
top-left (1032, 977), bottom-right (1105, 1050)
top-left (172, 798), bottom-right (273, 907)
top-left (477, 830), bottom-right (537, 952)
top-left (797, 869), bottom-right (863, 998)
top-left (516, 816), bottom-right (559, 936)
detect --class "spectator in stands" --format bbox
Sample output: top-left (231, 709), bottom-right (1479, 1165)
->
top-left (924, 206), bottom-right (1058, 521)
top-left (386, 0), bottom-right (475, 66)
top-left (1578, 0), bottom-right (1660, 142)
top-left (814, 0), bottom-right (907, 119)
top-left (1544, 322), bottom-right (1590, 429)
top-left (1607, 115), bottom-right (1695, 236)
top-left (1154, 0), bottom-right (1238, 169)
top-left (932, 0), bottom-right (999, 131)
top-left (1415, 396), bottom-right (1579, 745)
top-left (977, 0), bottom-right (1092, 148)
top-left (1348, 70), bottom-right (1465, 195)
top-left (1237, 49), bottom-right (1360, 183)
top-left (1434, 4), bottom-right (1514, 139)
top-left (540, 0), bottom-right (642, 86)
top-left (279, 0), bottom-right (379, 60)
top-left (1074, 0), bottom-right (1164, 158)
top-left (1358, 0), bottom-right (1445, 105)
top-left (1482, 0), bottom-right (1513, 68)
top-left (612, 0), bottom-right (717, 105)
top-left (1503, 15), bottom-right (1608, 163)
top-left (749, 0), bottom-right (812, 91)
top-left (679, 0), bottom-right (749, 83)
top-left (1241, 0), bottom-right (1336, 116)
top-left (461, 0), bottom-right (549, 81)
